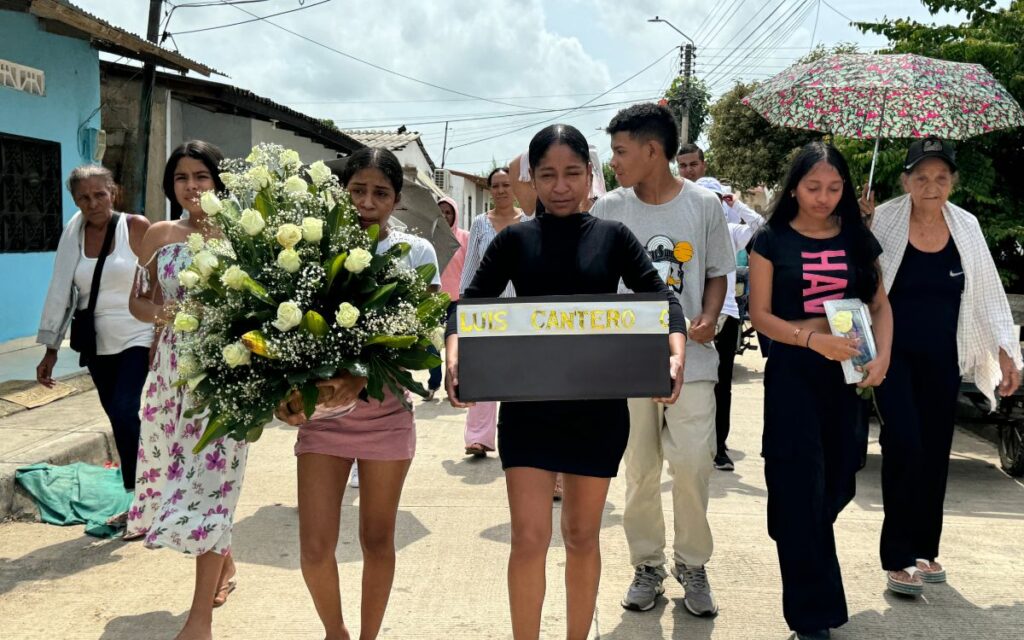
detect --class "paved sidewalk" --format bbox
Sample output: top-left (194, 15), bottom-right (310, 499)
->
top-left (0, 351), bottom-right (1022, 639)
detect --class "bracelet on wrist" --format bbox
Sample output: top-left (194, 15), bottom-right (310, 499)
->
top-left (805, 330), bottom-right (816, 348)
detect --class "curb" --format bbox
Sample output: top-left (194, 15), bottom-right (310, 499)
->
top-left (0, 372), bottom-right (95, 420)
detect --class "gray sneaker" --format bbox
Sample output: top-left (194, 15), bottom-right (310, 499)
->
top-left (674, 563), bottom-right (719, 617)
top-left (621, 565), bottom-right (667, 611)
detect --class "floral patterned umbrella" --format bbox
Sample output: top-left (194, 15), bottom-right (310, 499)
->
top-left (743, 53), bottom-right (1024, 187)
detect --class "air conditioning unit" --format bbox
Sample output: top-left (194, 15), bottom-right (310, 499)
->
top-left (433, 168), bottom-right (451, 192)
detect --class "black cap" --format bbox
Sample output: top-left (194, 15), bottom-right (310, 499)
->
top-left (904, 136), bottom-right (957, 172)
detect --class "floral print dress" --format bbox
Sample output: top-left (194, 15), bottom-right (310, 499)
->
top-left (125, 242), bottom-right (248, 556)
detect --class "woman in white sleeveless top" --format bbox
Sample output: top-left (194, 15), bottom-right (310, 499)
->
top-left (36, 165), bottom-right (153, 495)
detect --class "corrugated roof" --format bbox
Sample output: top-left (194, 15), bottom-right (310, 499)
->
top-left (342, 130), bottom-right (424, 151)
top-left (16, 0), bottom-right (220, 76)
top-left (342, 129), bottom-right (437, 172)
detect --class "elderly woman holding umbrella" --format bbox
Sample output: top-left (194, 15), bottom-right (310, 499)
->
top-left (865, 136), bottom-right (1022, 596)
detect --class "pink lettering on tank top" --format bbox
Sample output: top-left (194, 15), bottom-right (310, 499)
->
top-left (801, 250), bottom-right (848, 313)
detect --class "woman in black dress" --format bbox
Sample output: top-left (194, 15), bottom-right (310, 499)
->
top-left (445, 124), bottom-right (686, 640)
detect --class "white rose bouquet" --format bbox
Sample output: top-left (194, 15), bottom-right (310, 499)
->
top-left (175, 144), bottom-right (450, 452)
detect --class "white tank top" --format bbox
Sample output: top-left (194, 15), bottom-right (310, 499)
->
top-left (73, 214), bottom-right (153, 355)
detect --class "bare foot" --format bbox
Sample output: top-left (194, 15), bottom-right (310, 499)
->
top-left (173, 619), bottom-right (212, 640)
top-left (213, 557), bottom-right (237, 607)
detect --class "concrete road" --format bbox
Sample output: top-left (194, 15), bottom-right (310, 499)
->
top-left (1, 351), bottom-right (1022, 639)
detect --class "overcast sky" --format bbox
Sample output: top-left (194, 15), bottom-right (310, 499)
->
top-left (74, 0), bottom-right (1007, 172)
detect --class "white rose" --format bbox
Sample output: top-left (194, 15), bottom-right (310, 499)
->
top-left (245, 149), bottom-right (260, 164)
top-left (219, 171), bottom-right (239, 190)
top-left (221, 265), bottom-right (248, 289)
top-left (279, 149), bottom-right (302, 170)
top-left (335, 302), bottom-right (360, 328)
top-left (344, 247), bottom-right (373, 274)
top-left (277, 248), bottom-right (301, 273)
top-left (178, 354), bottom-right (200, 378)
top-left (199, 191), bottom-right (222, 215)
top-left (275, 223), bottom-right (303, 249)
top-left (186, 232), bottom-right (204, 253)
top-left (324, 191), bottom-right (336, 211)
top-left (247, 165), bottom-right (272, 189)
top-left (301, 217), bottom-right (324, 243)
top-left (284, 175), bottom-right (309, 194)
top-left (173, 312), bottom-right (199, 333)
top-left (239, 208), bottom-right (265, 236)
top-left (179, 270), bottom-right (201, 289)
top-left (192, 250), bottom-right (219, 277)
top-left (271, 301), bottom-right (303, 332)
top-left (222, 342), bottom-right (252, 368)
top-left (308, 160), bottom-right (331, 185)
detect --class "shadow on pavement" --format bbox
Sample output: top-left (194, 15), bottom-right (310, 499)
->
top-left (442, 455), bottom-right (503, 485)
top-left (0, 534), bottom-right (124, 596)
top-left (414, 399), bottom-right (466, 419)
top-left (99, 611), bottom-right (188, 640)
top-left (844, 585), bottom-right (1024, 639)
top-left (594, 595), bottom-right (716, 640)
top-left (231, 503), bottom-right (430, 569)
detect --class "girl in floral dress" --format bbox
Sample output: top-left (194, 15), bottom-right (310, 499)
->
top-left (127, 141), bottom-right (248, 640)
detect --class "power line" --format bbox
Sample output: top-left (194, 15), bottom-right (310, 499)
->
top-left (821, 0), bottom-right (855, 23)
top-left (286, 88), bottom-right (665, 106)
top-left (700, 0), bottom-right (805, 83)
top-left (810, 0), bottom-right (822, 51)
top-left (170, 0), bottom-right (332, 36)
top-left (444, 46), bottom-right (675, 152)
top-left (700, 0), bottom-right (748, 48)
top-left (216, 0), bottom-right (540, 111)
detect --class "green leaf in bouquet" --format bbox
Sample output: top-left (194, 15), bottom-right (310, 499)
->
top-left (357, 277), bottom-right (380, 294)
top-left (381, 371), bottom-right (413, 412)
top-left (336, 360), bottom-right (368, 378)
top-left (362, 282), bottom-right (397, 311)
top-left (385, 242), bottom-right (412, 259)
top-left (365, 253), bottom-right (393, 277)
top-left (366, 224), bottom-right (380, 253)
top-left (242, 277), bottom-right (275, 306)
top-left (192, 413), bottom-right (233, 454)
top-left (365, 359), bottom-right (386, 402)
top-left (241, 330), bottom-right (278, 359)
top-left (300, 382), bottom-right (320, 419)
top-left (365, 334), bottom-right (417, 349)
top-left (415, 263), bottom-right (438, 285)
top-left (416, 292), bottom-right (451, 322)
top-left (392, 348), bottom-right (442, 370)
top-left (325, 252), bottom-right (348, 290)
top-left (219, 199), bottom-right (240, 221)
top-left (378, 357), bottom-right (430, 399)
top-left (254, 191), bottom-right (276, 218)
top-left (246, 425), bottom-right (264, 442)
top-left (301, 310), bottom-right (330, 337)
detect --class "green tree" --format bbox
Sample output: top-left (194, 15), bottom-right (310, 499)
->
top-left (663, 76), bottom-right (712, 145)
top-left (602, 161), bottom-right (619, 192)
top-left (857, 0), bottom-right (1024, 287)
top-left (705, 44), bottom-right (860, 190)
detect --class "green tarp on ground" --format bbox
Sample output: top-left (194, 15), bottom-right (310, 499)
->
top-left (15, 463), bottom-right (132, 539)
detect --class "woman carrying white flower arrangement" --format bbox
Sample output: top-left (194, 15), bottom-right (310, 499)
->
top-left (126, 140), bottom-right (249, 640)
top-left (275, 147), bottom-right (440, 640)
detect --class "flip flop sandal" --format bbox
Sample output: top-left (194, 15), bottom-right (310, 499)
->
top-left (916, 559), bottom-right (947, 583)
top-left (887, 569), bottom-right (923, 596)
top-left (105, 511), bottom-right (129, 527)
top-left (213, 579), bottom-right (237, 608)
top-left (465, 444), bottom-right (488, 457)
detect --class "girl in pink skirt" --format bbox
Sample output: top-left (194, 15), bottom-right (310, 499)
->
top-left (278, 148), bottom-right (439, 640)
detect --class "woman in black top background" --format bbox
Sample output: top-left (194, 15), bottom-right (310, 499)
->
top-left (749, 141), bottom-right (892, 640)
top-left (445, 124), bottom-right (685, 640)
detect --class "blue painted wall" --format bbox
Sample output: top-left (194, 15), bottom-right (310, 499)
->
top-left (0, 11), bottom-right (100, 342)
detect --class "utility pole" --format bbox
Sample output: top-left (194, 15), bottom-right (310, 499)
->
top-left (649, 16), bottom-right (697, 146)
top-left (441, 121), bottom-right (449, 168)
top-left (132, 0), bottom-right (162, 215)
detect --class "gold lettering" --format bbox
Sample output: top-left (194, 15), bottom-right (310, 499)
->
top-left (548, 310), bottom-right (560, 329)
top-left (622, 310), bottom-right (636, 329)
top-left (560, 311), bottom-right (574, 329)
top-left (531, 310), bottom-right (545, 329)
top-left (493, 311), bottom-right (508, 331)
top-left (591, 310), bottom-right (605, 330)
top-left (659, 309), bottom-right (669, 328)
top-left (576, 310), bottom-right (586, 329)
top-left (608, 309), bottom-right (621, 329)
top-left (459, 313), bottom-right (475, 333)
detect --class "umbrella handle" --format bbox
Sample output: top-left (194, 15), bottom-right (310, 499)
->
top-left (866, 137), bottom-right (881, 197)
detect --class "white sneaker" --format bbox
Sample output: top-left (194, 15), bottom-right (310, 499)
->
top-left (349, 463), bottom-right (360, 489)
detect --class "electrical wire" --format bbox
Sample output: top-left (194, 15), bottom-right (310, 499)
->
top-left (286, 88), bottom-right (666, 106)
top-left (700, 0), bottom-right (806, 85)
top-left (170, 0), bottom-right (332, 35)
top-left (718, 0), bottom-right (817, 85)
top-left (214, 0), bottom-right (540, 111)
top-left (445, 47), bottom-right (679, 152)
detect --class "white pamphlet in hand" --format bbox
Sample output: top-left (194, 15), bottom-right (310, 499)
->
top-left (823, 299), bottom-right (877, 384)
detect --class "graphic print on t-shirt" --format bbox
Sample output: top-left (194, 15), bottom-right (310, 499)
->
top-left (802, 249), bottom-right (848, 314)
top-left (644, 235), bottom-right (694, 294)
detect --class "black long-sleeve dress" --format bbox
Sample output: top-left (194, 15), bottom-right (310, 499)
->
top-left (447, 212), bottom-right (685, 477)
